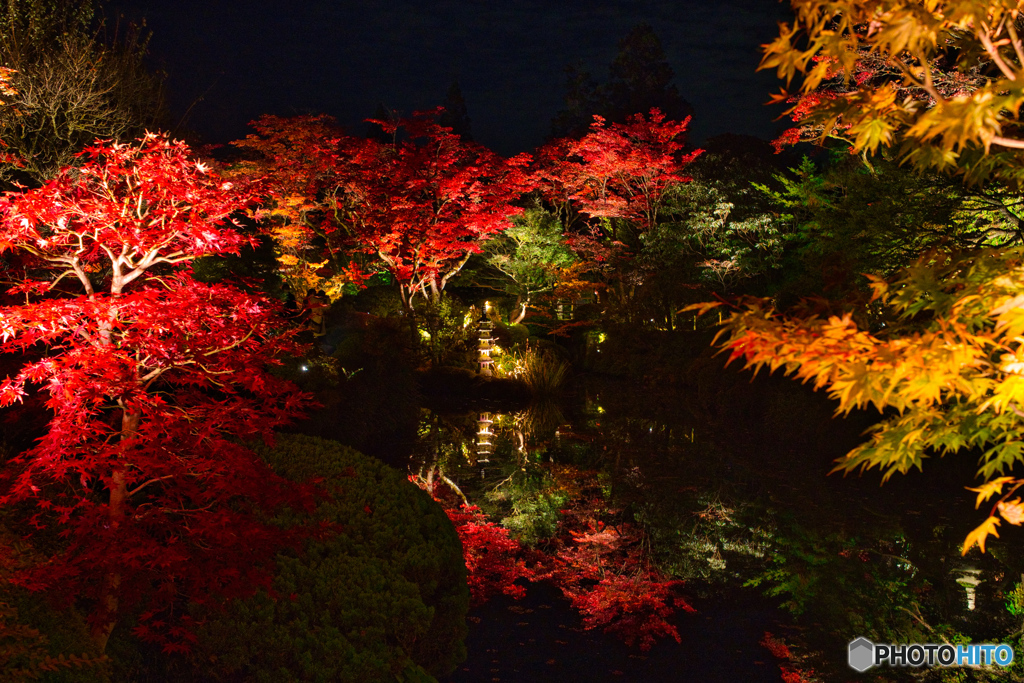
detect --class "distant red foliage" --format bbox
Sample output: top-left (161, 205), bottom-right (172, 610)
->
top-left (761, 631), bottom-right (818, 683)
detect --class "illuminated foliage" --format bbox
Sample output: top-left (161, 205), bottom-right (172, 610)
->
top-left (698, 0), bottom-right (1024, 557)
top-left (413, 465), bottom-right (691, 650)
top-left (480, 206), bottom-right (579, 319)
top-left (761, 632), bottom-right (818, 683)
top-left (0, 134), bottom-right (313, 650)
top-left (695, 248), bottom-right (1024, 553)
top-left (445, 505), bottom-right (533, 606)
top-left (344, 111), bottom-right (533, 310)
top-left (533, 109), bottom-right (703, 321)
top-left (537, 486), bottom-right (694, 651)
top-left (764, 0), bottom-right (1024, 184)
top-left (235, 110), bottom-right (532, 311)
top-left (536, 109), bottom-right (700, 238)
top-left (229, 114), bottom-right (366, 300)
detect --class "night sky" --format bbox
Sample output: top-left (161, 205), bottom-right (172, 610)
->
top-left (108, 0), bottom-right (794, 156)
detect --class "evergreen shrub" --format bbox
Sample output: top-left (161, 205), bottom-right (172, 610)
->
top-left (198, 434), bottom-right (468, 682)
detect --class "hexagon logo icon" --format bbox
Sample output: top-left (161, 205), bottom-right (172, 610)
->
top-left (848, 637), bottom-right (875, 672)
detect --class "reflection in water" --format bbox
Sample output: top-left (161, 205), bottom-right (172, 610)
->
top-left (413, 392), bottom-right (701, 651)
top-left (413, 377), bottom-right (1024, 679)
top-left (955, 568), bottom-right (983, 611)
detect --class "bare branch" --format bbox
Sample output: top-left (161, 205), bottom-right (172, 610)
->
top-left (1006, 20), bottom-right (1024, 68)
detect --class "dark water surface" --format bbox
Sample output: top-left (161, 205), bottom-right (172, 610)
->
top-left (382, 364), bottom-right (1023, 682)
top-left (447, 582), bottom-right (786, 683)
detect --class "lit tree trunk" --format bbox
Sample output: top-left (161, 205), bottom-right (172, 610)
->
top-left (398, 283), bottom-right (420, 342)
top-left (91, 406), bottom-right (139, 651)
top-left (91, 274), bottom-right (134, 651)
top-left (511, 297), bottom-right (528, 325)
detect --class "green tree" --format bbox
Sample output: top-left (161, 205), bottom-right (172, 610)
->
top-left (198, 434), bottom-right (468, 683)
top-left (437, 80), bottom-right (473, 141)
top-left (605, 23), bottom-right (693, 126)
top-left (478, 204), bottom-right (578, 322)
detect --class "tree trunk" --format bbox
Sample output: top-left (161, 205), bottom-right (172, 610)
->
top-left (91, 408), bottom-right (139, 652)
top-left (510, 297), bottom-right (528, 325)
top-left (399, 283), bottom-right (419, 341)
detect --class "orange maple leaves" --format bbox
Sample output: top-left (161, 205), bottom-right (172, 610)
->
top-left (696, 248), bottom-right (1024, 554)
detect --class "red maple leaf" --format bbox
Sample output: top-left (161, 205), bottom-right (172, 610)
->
top-left (0, 134), bottom-right (316, 652)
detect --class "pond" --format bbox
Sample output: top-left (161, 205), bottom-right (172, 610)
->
top-left (295, 329), bottom-right (1024, 682)
top-left (401, 359), bottom-right (1023, 682)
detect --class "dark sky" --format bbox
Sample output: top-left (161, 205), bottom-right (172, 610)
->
top-left (109, 0), bottom-right (794, 157)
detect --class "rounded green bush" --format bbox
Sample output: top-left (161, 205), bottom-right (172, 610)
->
top-left (198, 434), bottom-right (468, 682)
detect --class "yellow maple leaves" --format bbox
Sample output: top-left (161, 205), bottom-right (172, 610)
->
top-left (963, 475), bottom-right (1024, 553)
top-left (963, 516), bottom-right (1001, 554)
top-left (763, 1), bottom-right (1024, 183)
top-left (699, 248), bottom-right (1024, 553)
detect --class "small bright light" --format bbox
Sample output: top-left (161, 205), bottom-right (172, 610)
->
top-left (300, 365), bottom-right (309, 372)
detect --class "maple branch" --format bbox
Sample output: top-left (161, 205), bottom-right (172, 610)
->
top-left (160, 502), bottom-right (216, 514)
top-left (440, 251), bottom-right (474, 291)
top-left (68, 257), bottom-right (96, 298)
top-left (127, 475), bottom-right (175, 497)
top-left (194, 363), bottom-right (233, 377)
top-left (978, 24), bottom-right (1018, 81)
top-left (890, 53), bottom-right (941, 102)
top-left (986, 480), bottom-right (1024, 520)
top-left (201, 328), bottom-right (257, 357)
top-left (48, 268), bottom-right (79, 290)
top-left (441, 473), bottom-right (469, 506)
top-left (122, 248), bottom-right (189, 287)
top-left (991, 135), bottom-right (1024, 149)
top-left (1006, 20), bottom-right (1024, 68)
top-left (139, 366), bottom-right (169, 390)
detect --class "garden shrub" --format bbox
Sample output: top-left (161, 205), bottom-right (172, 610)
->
top-left (0, 529), bottom-right (109, 683)
top-left (197, 434), bottom-right (468, 682)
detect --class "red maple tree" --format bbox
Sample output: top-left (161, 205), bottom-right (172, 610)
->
top-left (229, 114), bottom-right (368, 299)
top-left (445, 505), bottom-right (533, 606)
top-left (339, 110), bottom-right (533, 310)
top-left (535, 109), bottom-right (701, 237)
top-left (412, 468), bottom-right (691, 650)
top-left (0, 134), bottom-right (314, 651)
top-left (536, 487), bottom-right (694, 651)
top-left (237, 110), bottom-right (533, 312)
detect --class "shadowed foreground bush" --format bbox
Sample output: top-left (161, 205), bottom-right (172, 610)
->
top-left (197, 434), bottom-right (468, 682)
top-left (0, 527), bottom-right (109, 683)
